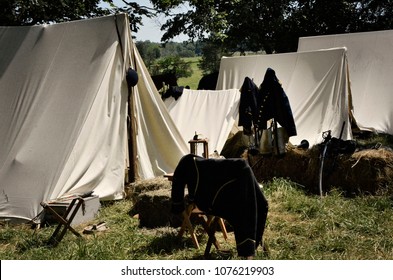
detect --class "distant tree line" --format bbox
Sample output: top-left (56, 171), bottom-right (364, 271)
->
top-left (135, 41), bottom-right (202, 79)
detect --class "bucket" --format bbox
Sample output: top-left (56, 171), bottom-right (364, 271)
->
top-left (259, 129), bottom-right (273, 155)
top-left (259, 127), bottom-right (289, 155)
top-left (274, 127), bottom-right (288, 155)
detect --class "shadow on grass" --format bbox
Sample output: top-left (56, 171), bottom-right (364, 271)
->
top-left (133, 230), bottom-right (237, 260)
top-left (14, 235), bottom-right (54, 254)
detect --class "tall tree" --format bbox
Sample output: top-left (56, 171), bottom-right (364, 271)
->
top-left (150, 0), bottom-right (393, 53)
top-left (135, 40), bottom-right (161, 68)
top-left (198, 41), bottom-right (224, 74)
top-left (152, 55), bottom-right (193, 78)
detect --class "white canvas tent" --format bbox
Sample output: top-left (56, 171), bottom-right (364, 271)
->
top-left (298, 30), bottom-right (393, 135)
top-left (164, 89), bottom-right (240, 155)
top-left (0, 14), bottom-right (187, 222)
top-left (216, 47), bottom-right (353, 146)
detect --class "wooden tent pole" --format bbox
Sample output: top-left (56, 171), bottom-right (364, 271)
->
top-left (127, 86), bottom-right (138, 183)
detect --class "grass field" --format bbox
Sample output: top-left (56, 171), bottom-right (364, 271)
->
top-left (1, 178), bottom-right (392, 260)
top-left (177, 57), bottom-right (203, 89)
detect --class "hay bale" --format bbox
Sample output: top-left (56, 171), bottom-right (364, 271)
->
top-left (131, 188), bottom-right (182, 228)
top-left (221, 131), bottom-right (250, 158)
top-left (127, 177), bottom-right (181, 228)
top-left (250, 147), bottom-right (317, 188)
top-left (126, 177), bottom-right (171, 203)
top-left (332, 149), bottom-right (393, 194)
top-left (249, 146), bottom-right (393, 195)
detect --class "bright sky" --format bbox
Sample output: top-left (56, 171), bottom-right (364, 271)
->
top-left (100, 0), bottom-right (189, 42)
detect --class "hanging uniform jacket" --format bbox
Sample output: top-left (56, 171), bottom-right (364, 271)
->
top-left (171, 154), bottom-right (269, 257)
top-left (238, 77), bottom-right (260, 135)
top-left (257, 68), bottom-right (297, 137)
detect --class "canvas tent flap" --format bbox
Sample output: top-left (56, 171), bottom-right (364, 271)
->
top-left (216, 47), bottom-right (352, 146)
top-left (132, 45), bottom-right (189, 179)
top-left (164, 89), bottom-right (240, 155)
top-left (298, 30), bottom-right (393, 135)
top-left (0, 14), bottom-right (187, 222)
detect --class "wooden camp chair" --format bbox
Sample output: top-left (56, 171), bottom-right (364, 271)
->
top-left (40, 198), bottom-right (83, 246)
top-left (166, 139), bottom-right (228, 257)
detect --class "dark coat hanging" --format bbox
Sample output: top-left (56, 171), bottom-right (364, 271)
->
top-left (238, 77), bottom-right (260, 135)
top-left (171, 154), bottom-right (269, 257)
top-left (257, 68), bottom-right (297, 137)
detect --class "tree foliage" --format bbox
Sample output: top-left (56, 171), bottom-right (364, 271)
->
top-left (105, 0), bottom-right (155, 34)
top-left (0, 0), bottom-right (110, 26)
top-left (150, 0), bottom-right (393, 53)
top-left (151, 56), bottom-right (193, 78)
top-left (135, 41), bottom-right (162, 68)
top-left (0, 0), bottom-right (154, 35)
top-left (160, 41), bottom-right (197, 57)
top-left (136, 40), bottom-right (199, 75)
top-left (198, 41), bottom-right (224, 75)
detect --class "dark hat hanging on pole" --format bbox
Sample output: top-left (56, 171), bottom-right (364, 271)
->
top-left (298, 139), bottom-right (309, 149)
top-left (126, 67), bottom-right (138, 88)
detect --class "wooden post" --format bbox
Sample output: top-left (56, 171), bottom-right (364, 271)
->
top-left (127, 86), bottom-right (138, 183)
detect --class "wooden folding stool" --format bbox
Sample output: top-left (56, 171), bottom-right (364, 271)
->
top-left (178, 201), bottom-right (228, 257)
top-left (40, 197), bottom-right (83, 246)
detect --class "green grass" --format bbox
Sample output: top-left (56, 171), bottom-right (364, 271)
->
top-left (1, 178), bottom-right (393, 260)
top-left (263, 179), bottom-right (393, 259)
top-left (178, 57), bottom-right (203, 89)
